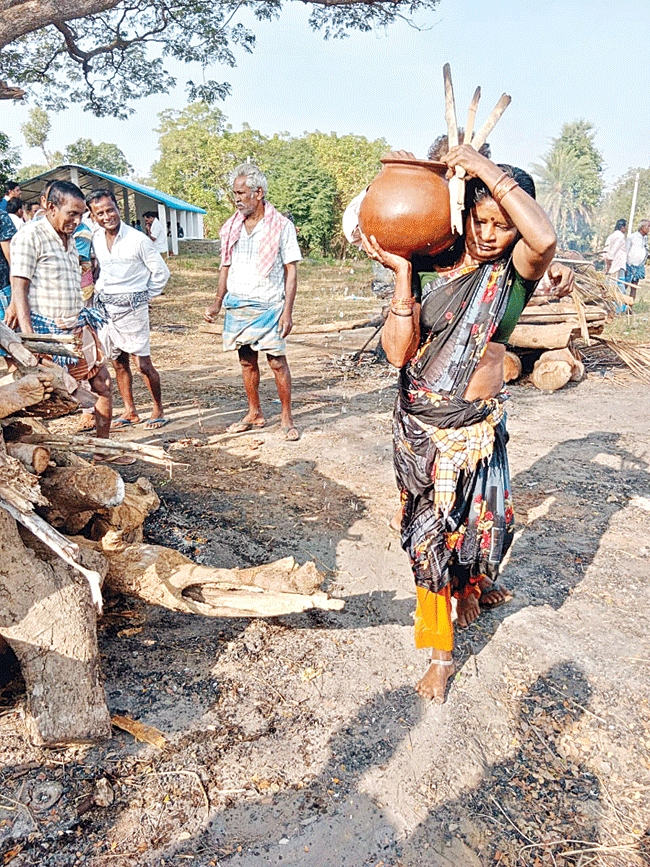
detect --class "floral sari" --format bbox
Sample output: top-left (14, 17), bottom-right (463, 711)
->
top-left (394, 255), bottom-right (534, 596)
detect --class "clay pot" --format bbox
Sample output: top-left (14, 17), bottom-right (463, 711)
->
top-left (358, 158), bottom-right (454, 257)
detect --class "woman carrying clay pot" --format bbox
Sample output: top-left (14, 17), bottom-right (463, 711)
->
top-left (362, 144), bottom-right (556, 704)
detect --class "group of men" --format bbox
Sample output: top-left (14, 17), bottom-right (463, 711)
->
top-left (1, 180), bottom-right (171, 461)
top-left (0, 163), bottom-right (303, 449)
top-left (602, 217), bottom-right (649, 302)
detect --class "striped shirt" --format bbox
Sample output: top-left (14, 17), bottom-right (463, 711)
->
top-left (225, 218), bottom-right (301, 305)
top-left (10, 216), bottom-right (82, 319)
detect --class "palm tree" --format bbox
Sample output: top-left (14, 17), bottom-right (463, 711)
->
top-left (533, 145), bottom-right (594, 249)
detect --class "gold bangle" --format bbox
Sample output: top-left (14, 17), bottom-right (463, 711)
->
top-left (492, 176), bottom-right (519, 206)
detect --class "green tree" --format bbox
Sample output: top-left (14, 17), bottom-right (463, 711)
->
top-left (20, 106), bottom-right (54, 165)
top-left (306, 131), bottom-right (389, 256)
top-left (0, 133), bottom-right (20, 187)
top-left (64, 138), bottom-right (132, 175)
top-left (150, 103), bottom-right (272, 236)
top-left (267, 137), bottom-right (338, 256)
top-left (596, 168), bottom-right (650, 245)
top-left (533, 119), bottom-right (604, 252)
top-left (0, 0), bottom-right (440, 118)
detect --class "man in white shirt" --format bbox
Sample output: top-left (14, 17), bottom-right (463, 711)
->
top-left (204, 163), bottom-right (302, 440)
top-left (625, 220), bottom-right (649, 302)
top-left (10, 180), bottom-right (117, 452)
top-left (601, 218), bottom-right (628, 285)
top-left (144, 211), bottom-right (168, 256)
top-left (87, 189), bottom-right (170, 430)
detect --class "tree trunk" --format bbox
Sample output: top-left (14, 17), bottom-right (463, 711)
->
top-left (0, 509), bottom-right (111, 745)
top-left (97, 541), bottom-right (345, 618)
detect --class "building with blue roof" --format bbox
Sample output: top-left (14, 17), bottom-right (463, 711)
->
top-left (18, 164), bottom-right (207, 256)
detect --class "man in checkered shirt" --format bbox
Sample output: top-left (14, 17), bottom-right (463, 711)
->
top-left (9, 180), bottom-right (116, 448)
top-left (204, 164), bottom-right (302, 441)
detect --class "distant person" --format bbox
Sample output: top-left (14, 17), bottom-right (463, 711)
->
top-left (6, 198), bottom-right (24, 231)
top-left (8, 180), bottom-right (119, 459)
top-left (177, 222), bottom-right (184, 238)
top-left (143, 211), bottom-right (168, 255)
top-left (625, 220), bottom-right (649, 302)
top-left (0, 208), bottom-right (17, 315)
top-left (0, 181), bottom-right (21, 213)
top-left (203, 163), bottom-right (302, 441)
top-left (24, 202), bottom-right (40, 221)
top-left (87, 189), bottom-right (170, 430)
top-left (601, 218), bottom-right (628, 286)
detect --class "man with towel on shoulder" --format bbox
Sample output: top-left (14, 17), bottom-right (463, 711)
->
top-left (204, 163), bottom-right (302, 441)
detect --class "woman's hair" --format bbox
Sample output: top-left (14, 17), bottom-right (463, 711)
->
top-left (464, 164), bottom-right (536, 211)
top-left (425, 164), bottom-right (535, 269)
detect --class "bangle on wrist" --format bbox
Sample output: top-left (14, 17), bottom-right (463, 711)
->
top-left (389, 308), bottom-right (414, 317)
top-left (491, 174), bottom-right (519, 206)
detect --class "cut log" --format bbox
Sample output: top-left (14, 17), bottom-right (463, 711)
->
top-left (90, 477), bottom-right (161, 549)
top-left (40, 466), bottom-right (125, 512)
top-left (533, 349), bottom-right (585, 383)
top-left (509, 322), bottom-right (576, 350)
top-left (530, 360), bottom-right (572, 391)
top-left (5, 442), bottom-right (51, 474)
top-left (0, 320), bottom-right (38, 367)
top-left (529, 349), bottom-right (579, 392)
top-left (0, 375), bottom-right (48, 418)
top-left (0, 509), bottom-right (111, 745)
top-left (95, 542), bottom-right (345, 618)
top-left (503, 351), bottom-right (522, 382)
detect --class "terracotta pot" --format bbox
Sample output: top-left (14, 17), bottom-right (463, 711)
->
top-left (358, 158), bottom-right (454, 257)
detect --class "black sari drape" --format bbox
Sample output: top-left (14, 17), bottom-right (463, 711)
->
top-left (394, 255), bottom-right (526, 595)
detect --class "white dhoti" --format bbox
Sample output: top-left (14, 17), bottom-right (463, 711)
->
top-left (97, 297), bottom-right (151, 359)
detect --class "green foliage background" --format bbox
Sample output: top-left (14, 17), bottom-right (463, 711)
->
top-left (149, 102), bottom-right (389, 255)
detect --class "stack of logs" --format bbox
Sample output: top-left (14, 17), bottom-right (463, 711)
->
top-left (0, 322), bottom-right (341, 747)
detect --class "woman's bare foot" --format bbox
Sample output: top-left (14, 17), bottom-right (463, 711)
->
top-left (456, 592), bottom-right (480, 628)
top-left (416, 650), bottom-right (455, 704)
top-left (478, 576), bottom-right (513, 610)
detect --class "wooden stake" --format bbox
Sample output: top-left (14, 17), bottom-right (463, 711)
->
top-left (471, 93), bottom-right (512, 152)
top-left (443, 64), bottom-right (463, 235)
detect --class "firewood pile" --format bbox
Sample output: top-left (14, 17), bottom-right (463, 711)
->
top-left (505, 259), bottom-right (641, 392)
top-left (0, 321), bottom-right (342, 748)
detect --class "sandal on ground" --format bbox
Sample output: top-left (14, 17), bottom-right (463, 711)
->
top-left (227, 419), bottom-right (265, 434)
top-left (479, 585), bottom-right (514, 610)
top-left (93, 453), bottom-right (137, 466)
top-left (282, 426), bottom-right (300, 441)
top-left (111, 417), bottom-right (140, 430)
top-left (144, 417), bottom-right (169, 430)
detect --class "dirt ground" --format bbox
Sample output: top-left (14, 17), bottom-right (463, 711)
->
top-left (1, 261), bottom-right (650, 867)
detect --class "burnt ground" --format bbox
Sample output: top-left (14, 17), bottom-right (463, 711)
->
top-left (1, 264), bottom-right (650, 867)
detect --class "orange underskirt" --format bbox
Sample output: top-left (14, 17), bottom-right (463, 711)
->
top-left (414, 585), bottom-right (453, 652)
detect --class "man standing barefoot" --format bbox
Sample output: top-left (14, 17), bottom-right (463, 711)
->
top-left (87, 189), bottom-right (170, 430)
top-left (204, 164), bottom-right (302, 441)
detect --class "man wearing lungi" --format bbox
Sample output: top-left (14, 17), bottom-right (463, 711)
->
top-left (8, 180), bottom-right (119, 459)
top-left (87, 189), bottom-right (170, 430)
top-left (204, 164), bottom-right (302, 441)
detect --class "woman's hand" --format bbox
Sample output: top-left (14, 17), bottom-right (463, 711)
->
top-left (361, 233), bottom-right (411, 275)
top-left (442, 144), bottom-right (497, 181)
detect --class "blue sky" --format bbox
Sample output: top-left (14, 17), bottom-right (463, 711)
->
top-left (1, 0), bottom-right (648, 187)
